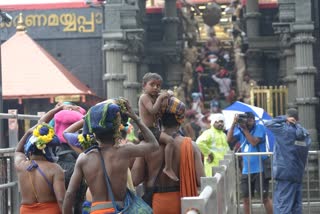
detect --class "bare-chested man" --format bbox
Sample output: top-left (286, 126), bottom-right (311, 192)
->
top-left (63, 100), bottom-right (159, 214)
top-left (14, 104), bottom-right (75, 213)
top-left (132, 104), bottom-right (205, 214)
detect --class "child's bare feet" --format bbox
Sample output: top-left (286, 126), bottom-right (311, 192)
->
top-left (163, 168), bottom-right (179, 181)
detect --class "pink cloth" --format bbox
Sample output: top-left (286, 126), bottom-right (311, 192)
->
top-left (54, 110), bottom-right (85, 143)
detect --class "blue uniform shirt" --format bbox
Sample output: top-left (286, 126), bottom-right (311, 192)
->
top-left (233, 123), bottom-right (266, 174)
top-left (265, 116), bottom-right (311, 183)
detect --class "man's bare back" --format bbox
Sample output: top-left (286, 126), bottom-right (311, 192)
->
top-left (76, 146), bottom-right (131, 201)
top-left (143, 135), bottom-right (203, 187)
top-left (63, 99), bottom-right (159, 213)
top-left (15, 159), bottom-right (65, 205)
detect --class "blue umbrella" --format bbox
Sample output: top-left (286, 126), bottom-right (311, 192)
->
top-left (222, 101), bottom-right (275, 151)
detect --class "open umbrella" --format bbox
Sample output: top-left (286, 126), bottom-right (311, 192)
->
top-left (222, 101), bottom-right (275, 151)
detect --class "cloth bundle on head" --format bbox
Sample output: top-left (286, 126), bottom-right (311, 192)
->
top-left (63, 132), bottom-right (95, 150)
top-left (54, 109), bottom-right (86, 143)
top-left (162, 97), bottom-right (186, 124)
top-left (82, 101), bottom-right (121, 136)
top-left (191, 92), bottom-right (202, 101)
top-left (96, 98), bottom-right (129, 127)
top-left (209, 113), bottom-right (225, 126)
top-left (24, 123), bottom-right (60, 162)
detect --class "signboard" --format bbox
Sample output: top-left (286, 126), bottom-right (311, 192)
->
top-left (0, 8), bottom-right (103, 40)
top-left (55, 95), bottom-right (81, 103)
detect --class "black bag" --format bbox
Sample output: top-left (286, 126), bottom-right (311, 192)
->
top-left (142, 160), bottom-right (164, 206)
top-left (263, 157), bottom-right (272, 180)
top-left (142, 188), bottom-right (154, 206)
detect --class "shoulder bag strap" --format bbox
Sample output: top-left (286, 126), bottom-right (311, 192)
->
top-left (26, 160), bottom-right (55, 194)
top-left (97, 149), bottom-right (120, 212)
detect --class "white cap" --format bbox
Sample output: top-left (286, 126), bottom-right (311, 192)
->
top-left (209, 113), bottom-right (225, 126)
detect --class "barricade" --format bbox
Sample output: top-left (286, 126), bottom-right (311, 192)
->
top-left (235, 151), bottom-right (320, 214)
top-left (181, 151), bottom-right (236, 214)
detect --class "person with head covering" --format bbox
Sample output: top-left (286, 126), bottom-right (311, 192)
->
top-left (131, 97), bottom-right (205, 214)
top-left (196, 113), bottom-right (230, 176)
top-left (182, 109), bottom-right (202, 141)
top-left (264, 108), bottom-right (311, 214)
top-left (227, 111), bottom-right (273, 214)
top-left (45, 102), bottom-right (87, 214)
top-left (62, 100), bottom-right (136, 214)
top-left (14, 104), bottom-right (76, 213)
top-left (63, 99), bottom-right (158, 214)
top-left (191, 92), bottom-right (205, 115)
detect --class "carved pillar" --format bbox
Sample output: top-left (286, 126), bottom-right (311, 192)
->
top-left (245, 0), bottom-right (263, 81)
top-left (103, 0), bottom-right (145, 101)
top-left (103, 40), bottom-right (127, 98)
top-left (273, 0), bottom-right (296, 108)
top-left (163, 0), bottom-right (179, 42)
top-left (245, 49), bottom-right (263, 83)
top-left (245, 0), bottom-right (261, 37)
top-left (283, 48), bottom-right (296, 108)
top-left (162, 0), bottom-right (183, 87)
top-left (292, 0), bottom-right (318, 145)
top-left (123, 54), bottom-right (140, 111)
top-left (102, 3), bottom-right (126, 99)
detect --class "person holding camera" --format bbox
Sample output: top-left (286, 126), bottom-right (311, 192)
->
top-left (227, 112), bottom-right (273, 214)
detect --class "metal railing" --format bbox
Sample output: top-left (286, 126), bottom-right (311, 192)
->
top-left (250, 85), bottom-right (288, 117)
top-left (0, 111), bottom-right (41, 214)
top-left (181, 151), bottom-right (320, 214)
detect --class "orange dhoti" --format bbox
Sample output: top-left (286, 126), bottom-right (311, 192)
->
top-left (90, 201), bottom-right (116, 214)
top-left (20, 202), bottom-right (60, 214)
top-left (152, 191), bottom-right (180, 214)
top-left (152, 137), bottom-right (198, 214)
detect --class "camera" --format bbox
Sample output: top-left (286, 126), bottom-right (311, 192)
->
top-left (237, 113), bottom-right (248, 124)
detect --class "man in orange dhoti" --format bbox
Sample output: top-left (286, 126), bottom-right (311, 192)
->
top-left (63, 100), bottom-right (158, 213)
top-left (132, 98), bottom-right (205, 214)
top-left (15, 105), bottom-right (74, 213)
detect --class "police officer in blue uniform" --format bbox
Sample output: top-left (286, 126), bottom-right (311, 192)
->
top-left (265, 108), bottom-right (311, 214)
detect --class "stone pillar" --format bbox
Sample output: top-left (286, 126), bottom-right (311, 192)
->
top-left (102, 2), bottom-right (126, 99)
top-left (162, 0), bottom-right (182, 87)
top-left (245, 0), bottom-right (263, 82)
top-left (103, 40), bottom-right (127, 98)
top-left (292, 0), bottom-right (318, 146)
top-left (283, 48), bottom-right (296, 108)
top-left (123, 54), bottom-right (140, 110)
top-left (245, 0), bottom-right (261, 37)
top-left (103, 0), bottom-right (145, 100)
top-left (273, 0), bottom-right (296, 108)
top-left (245, 49), bottom-right (263, 83)
top-left (163, 0), bottom-right (178, 42)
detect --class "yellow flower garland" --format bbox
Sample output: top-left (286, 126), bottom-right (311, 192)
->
top-left (32, 123), bottom-right (55, 150)
top-left (77, 134), bottom-right (93, 149)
